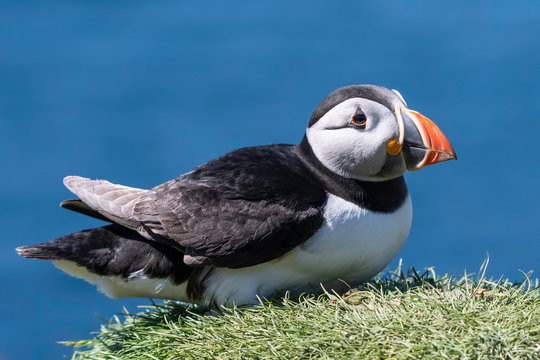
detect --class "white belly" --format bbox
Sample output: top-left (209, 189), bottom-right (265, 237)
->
top-left (203, 194), bottom-right (413, 306)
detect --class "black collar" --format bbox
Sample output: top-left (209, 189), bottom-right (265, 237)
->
top-left (296, 136), bottom-right (408, 213)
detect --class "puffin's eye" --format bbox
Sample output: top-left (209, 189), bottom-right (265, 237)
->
top-left (351, 106), bottom-right (367, 128)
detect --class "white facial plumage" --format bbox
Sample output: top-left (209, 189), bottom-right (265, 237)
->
top-left (306, 97), bottom-right (407, 181)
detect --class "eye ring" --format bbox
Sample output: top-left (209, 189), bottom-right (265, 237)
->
top-left (351, 106), bottom-right (367, 128)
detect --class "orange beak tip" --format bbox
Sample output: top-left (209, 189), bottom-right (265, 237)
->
top-left (407, 109), bottom-right (457, 167)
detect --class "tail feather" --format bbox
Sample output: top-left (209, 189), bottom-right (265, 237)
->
top-left (16, 244), bottom-right (62, 260)
top-left (17, 225), bottom-right (192, 286)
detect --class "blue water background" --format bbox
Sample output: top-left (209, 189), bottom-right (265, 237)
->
top-left (1, 1), bottom-right (539, 358)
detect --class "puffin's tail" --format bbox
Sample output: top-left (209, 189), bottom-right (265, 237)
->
top-left (16, 224), bottom-right (192, 299)
top-left (16, 224), bottom-right (146, 263)
top-left (16, 243), bottom-right (60, 260)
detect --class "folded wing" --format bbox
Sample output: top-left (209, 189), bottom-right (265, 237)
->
top-left (62, 145), bottom-right (326, 269)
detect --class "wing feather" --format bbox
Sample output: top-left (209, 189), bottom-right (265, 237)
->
top-left (132, 145), bottom-right (326, 268)
top-left (61, 145), bottom-right (325, 269)
top-left (63, 176), bottom-right (147, 229)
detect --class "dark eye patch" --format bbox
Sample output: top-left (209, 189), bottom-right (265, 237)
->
top-left (351, 106), bottom-right (367, 128)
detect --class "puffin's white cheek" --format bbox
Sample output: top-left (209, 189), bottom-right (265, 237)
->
top-left (307, 130), bottom-right (347, 162)
top-left (307, 128), bottom-right (383, 178)
top-left (348, 140), bottom-right (387, 177)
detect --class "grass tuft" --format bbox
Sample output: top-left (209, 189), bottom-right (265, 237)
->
top-left (68, 262), bottom-right (540, 359)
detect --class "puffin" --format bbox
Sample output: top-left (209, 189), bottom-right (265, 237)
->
top-left (17, 85), bottom-right (456, 308)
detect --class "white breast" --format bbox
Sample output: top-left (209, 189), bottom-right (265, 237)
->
top-left (298, 193), bottom-right (412, 281)
top-left (203, 194), bottom-right (413, 306)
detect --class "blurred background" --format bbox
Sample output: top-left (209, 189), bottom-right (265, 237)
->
top-left (1, 1), bottom-right (539, 358)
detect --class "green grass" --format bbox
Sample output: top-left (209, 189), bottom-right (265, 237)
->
top-left (66, 262), bottom-right (540, 360)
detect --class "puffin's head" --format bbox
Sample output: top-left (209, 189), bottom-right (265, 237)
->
top-left (304, 85), bottom-right (456, 181)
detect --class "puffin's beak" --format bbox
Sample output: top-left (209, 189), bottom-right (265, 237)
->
top-left (400, 107), bottom-right (457, 171)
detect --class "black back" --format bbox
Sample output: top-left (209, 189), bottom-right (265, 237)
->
top-left (133, 144), bottom-right (327, 268)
